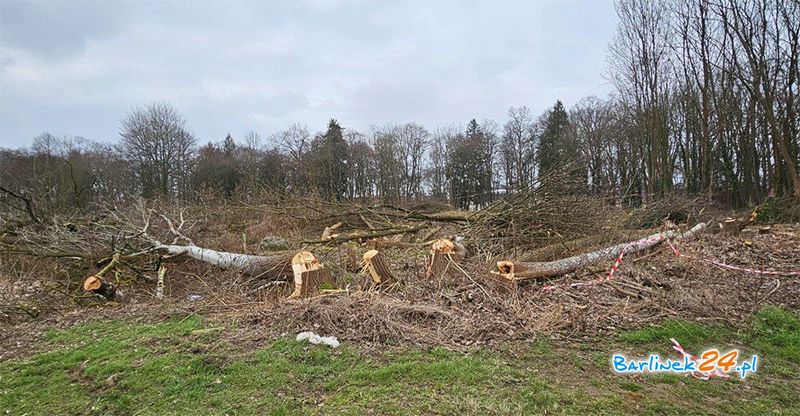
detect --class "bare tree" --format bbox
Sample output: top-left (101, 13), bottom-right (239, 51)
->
top-left (119, 103), bottom-right (195, 198)
top-left (501, 106), bottom-right (536, 192)
top-left (608, 0), bottom-right (674, 201)
top-left (345, 135), bottom-right (376, 200)
top-left (275, 124), bottom-right (311, 192)
top-left (426, 127), bottom-right (454, 200)
top-left (371, 126), bottom-right (404, 204)
top-left (396, 123), bottom-right (429, 200)
top-left (570, 97), bottom-right (615, 195)
top-left (446, 120), bottom-right (494, 209)
top-left (718, 0), bottom-right (800, 202)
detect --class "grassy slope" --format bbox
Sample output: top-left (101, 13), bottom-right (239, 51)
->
top-left (1, 307), bottom-right (798, 415)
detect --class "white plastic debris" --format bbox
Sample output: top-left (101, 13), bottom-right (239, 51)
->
top-left (187, 294), bottom-right (203, 301)
top-left (296, 331), bottom-right (340, 348)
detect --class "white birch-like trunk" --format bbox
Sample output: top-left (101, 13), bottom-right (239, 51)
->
top-left (156, 244), bottom-right (293, 278)
top-left (155, 264), bottom-right (166, 299)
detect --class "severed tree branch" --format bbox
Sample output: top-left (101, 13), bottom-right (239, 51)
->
top-left (0, 185), bottom-right (40, 224)
top-left (302, 223), bottom-right (427, 245)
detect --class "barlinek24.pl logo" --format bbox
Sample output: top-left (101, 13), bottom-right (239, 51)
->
top-left (612, 339), bottom-right (758, 380)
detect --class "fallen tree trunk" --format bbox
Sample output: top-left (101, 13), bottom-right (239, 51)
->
top-left (156, 244), bottom-right (293, 279)
top-left (493, 223), bottom-right (707, 281)
top-left (404, 211), bottom-right (471, 222)
top-left (302, 224), bottom-right (426, 245)
top-left (359, 204), bottom-right (471, 223)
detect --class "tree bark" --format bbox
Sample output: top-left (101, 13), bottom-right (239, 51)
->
top-left (493, 223), bottom-right (707, 281)
top-left (155, 244), bottom-right (293, 279)
top-left (425, 239), bottom-right (466, 280)
top-left (155, 264), bottom-right (166, 300)
top-left (288, 251), bottom-right (334, 298)
top-left (361, 249), bottom-right (395, 285)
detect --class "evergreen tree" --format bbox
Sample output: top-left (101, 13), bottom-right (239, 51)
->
top-left (445, 120), bottom-right (494, 209)
top-left (309, 119), bottom-right (349, 200)
top-left (537, 101), bottom-right (570, 176)
top-left (537, 100), bottom-right (586, 192)
top-left (192, 135), bottom-right (239, 198)
top-left (222, 133), bottom-right (236, 156)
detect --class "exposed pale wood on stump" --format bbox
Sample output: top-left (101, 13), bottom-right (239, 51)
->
top-left (717, 211), bottom-right (756, 236)
top-left (491, 223), bottom-right (707, 283)
top-left (288, 251), bottom-right (334, 298)
top-left (361, 249), bottom-right (395, 286)
top-left (83, 252), bottom-right (121, 300)
top-left (83, 276), bottom-right (117, 299)
top-left (425, 239), bottom-right (466, 279)
top-left (485, 269), bottom-right (521, 294)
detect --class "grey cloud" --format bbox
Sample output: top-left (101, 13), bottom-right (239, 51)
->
top-left (0, 0), bottom-right (124, 57)
top-left (0, 0), bottom-right (616, 148)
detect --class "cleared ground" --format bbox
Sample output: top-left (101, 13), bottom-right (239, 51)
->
top-left (1, 306), bottom-right (798, 415)
top-left (2, 199), bottom-right (799, 415)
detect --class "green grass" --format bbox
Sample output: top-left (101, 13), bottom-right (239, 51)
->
top-left (617, 319), bottom-right (733, 349)
top-left (1, 307), bottom-right (799, 415)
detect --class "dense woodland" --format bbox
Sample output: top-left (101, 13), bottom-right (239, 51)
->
top-left (1, 0), bottom-right (798, 219)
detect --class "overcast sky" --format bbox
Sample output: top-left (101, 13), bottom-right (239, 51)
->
top-left (0, 0), bottom-right (617, 148)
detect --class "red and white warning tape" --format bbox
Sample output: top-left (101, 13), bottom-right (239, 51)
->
top-left (542, 233), bottom-right (668, 291)
top-left (670, 338), bottom-right (729, 380)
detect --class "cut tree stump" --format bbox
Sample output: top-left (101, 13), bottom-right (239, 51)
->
top-left (83, 252), bottom-right (122, 300)
top-left (361, 249), bottom-right (395, 286)
top-left (425, 239), bottom-right (466, 279)
top-left (83, 275), bottom-right (118, 299)
top-left (717, 211), bottom-right (756, 236)
top-left (288, 251), bottom-right (335, 298)
top-left (344, 242), bottom-right (360, 272)
top-left (484, 270), bottom-right (521, 294)
top-left (489, 223), bottom-right (708, 286)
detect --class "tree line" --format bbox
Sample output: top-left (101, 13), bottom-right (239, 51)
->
top-left (1, 0), bottom-right (798, 219)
